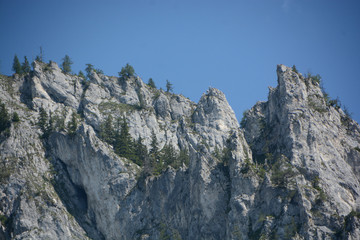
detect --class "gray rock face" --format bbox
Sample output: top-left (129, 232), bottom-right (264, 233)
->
top-left (0, 62), bottom-right (359, 240)
top-left (241, 64), bottom-right (360, 239)
top-left (30, 61), bottom-right (83, 109)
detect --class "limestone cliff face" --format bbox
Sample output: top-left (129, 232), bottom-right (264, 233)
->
top-left (0, 61), bottom-right (359, 239)
top-left (241, 65), bottom-right (360, 239)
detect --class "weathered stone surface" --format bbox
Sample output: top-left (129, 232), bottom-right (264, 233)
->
top-left (241, 64), bottom-right (360, 239)
top-left (0, 62), bottom-right (359, 240)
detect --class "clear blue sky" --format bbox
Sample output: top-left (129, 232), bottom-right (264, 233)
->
top-left (1, 0), bottom-right (360, 123)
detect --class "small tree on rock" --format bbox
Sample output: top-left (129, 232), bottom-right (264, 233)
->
top-left (100, 115), bottom-right (115, 145)
top-left (38, 107), bottom-right (52, 138)
top-left (292, 65), bottom-right (298, 73)
top-left (148, 78), bottom-right (156, 89)
top-left (67, 112), bottom-right (78, 136)
top-left (85, 64), bottom-right (94, 79)
top-left (78, 71), bottom-right (85, 79)
top-left (166, 80), bottom-right (173, 92)
top-left (22, 56), bottom-right (31, 74)
top-left (114, 117), bottom-right (135, 159)
top-left (38, 107), bottom-right (48, 133)
top-left (0, 100), bottom-right (11, 133)
top-left (61, 55), bottom-right (73, 74)
top-left (12, 55), bottom-right (22, 75)
top-left (160, 144), bottom-right (177, 166)
top-left (150, 132), bottom-right (159, 156)
top-left (119, 63), bottom-right (135, 81)
top-left (12, 112), bottom-right (20, 122)
top-left (134, 137), bottom-right (147, 166)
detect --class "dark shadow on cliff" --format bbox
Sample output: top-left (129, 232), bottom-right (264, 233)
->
top-left (49, 157), bottom-right (105, 240)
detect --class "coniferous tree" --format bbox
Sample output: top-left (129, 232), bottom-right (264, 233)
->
top-left (118, 63), bottom-right (135, 81)
top-left (85, 64), bottom-right (94, 79)
top-left (38, 107), bottom-right (48, 133)
top-left (22, 56), bottom-right (31, 74)
top-left (292, 65), bottom-right (298, 73)
top-left (160, 144), bottom-right (177, 166)
top-left (12, 112), bottom-right (20, 122)
top-left (95, 68), bottom-right (104, 75)
top-left (78, 71), bottom-right (85, 79)
top-left (213, 146), bottom-right (222, 159)
top-left (148, 78), bottom-right (156, 89)
top-left (141, 153), bottom-right (152, 179)
top-left (149, 132), bottom-right (159, 156)
top-left (114, 117), bottom-right (134, 159)
top-left (35, 55), bottom-right (41, 62)
top-left (54, 112), bottom-right (65, 132)
top-left (0, 100), bottom-right (11, 133)
top-left (67, 112), bottom-right (78, 136)
top-left (61, 55), bottom-right (73, 74)
top-left (38, 107), bottom-right (50, 138)
top-left (100, 115), bottom-right (115, 145)
top-left (166, 80), bottom-right (173, 92)
top-left (134, 136), bottom-right (147, 166)
top-left (149, 131), bottom-right (160, 174)
top-left (12, 55), bottom-right (22, 75)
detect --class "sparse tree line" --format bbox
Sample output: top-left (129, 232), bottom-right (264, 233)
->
top-left (35, 106), bottom-right (189, 175)
top-left (99, 114), bottom-right (189, 175)
top-left (292, 65), bottom-right (353, 128)
top-left (241, 66), bottom-right (354, 130)
top-left (293, 65), bottom-right (351, 115)
top-left (37, 107), bottom-right (78, 139)
top-left (8, 50), bottom-right (184, 176)
top-left (11, 51), bottom-right (175, 93)
top-left (292, 65), bottom-right (343, 109)
top-left (12, 55), bottom-right (31, 75)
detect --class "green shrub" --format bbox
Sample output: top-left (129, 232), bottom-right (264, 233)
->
top-left (118, 63), bottom-right (135, 81)
top-left (240, 110), bottom-right (249, 128)
top-left (85, 63), bottom-right (94, 79)
top-left (328, 97), bottom-right (341, 109)
top-left (148, 78), bottom-right (156, 88)
top-left (12, 55), bottom-right (22, 75)
top-left (306, 72), bottom-right (321, 85)
top-left (78, 70), bottom-right (85, 79)
top-left (12, 112), bottom-right (20, 122)
top-left (67, 112), bottom-right (78, 136)
top-left (292, 65), bottom-right (298, 73)
top-left (95, 68), bottom-right (104, 75)
top-left (308, 98), bottom-right (327, 113)
top-left (0, 100), bottom-right (11, 133)
top-left (43, 63), bottom-right (52, 72)
top-left (271, 159), bottom-right (297, 187)
top-left (166, 80), bottom-right (173, 92)
top-left (312, 176), bottom-right (327, 204)
top-left (61, 55), bottom-right (73, 74)
top-left (0, 214), bottom-right (8, 226)
top-left (153, 91), bottom-right (161, 100)
top-left (22, 56), bottom-right (31, 74)
top-left (38, 107), bottom-right (49, 138)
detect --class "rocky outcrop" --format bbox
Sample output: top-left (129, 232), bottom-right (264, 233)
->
top-left (0, 73), bottom-right (88, 239)
top-left (0, 61), bottom-right (359, 239)
top-left (241, 65), bottom-right (360, 239)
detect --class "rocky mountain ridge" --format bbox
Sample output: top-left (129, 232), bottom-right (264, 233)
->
top-left (0, 61), bottom-right (359, 239)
